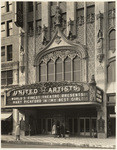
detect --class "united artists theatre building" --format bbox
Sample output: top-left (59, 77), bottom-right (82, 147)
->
top-left (1, 1), bottom-right (116, 138)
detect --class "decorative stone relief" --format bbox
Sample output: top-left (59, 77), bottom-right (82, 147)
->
top-left (55, 35), bottom-right (62, 44)
top-left (41, 50), bottom-right (81, 64)
top-left (87, 13), bottom-right (95, 23)
top-left (108, 8), bottom-right (115, 28)
top-left (36, 26), bottom-right (41, 35)
top-left (97, 29), bottom-right (104, 63)
top-left (28, 27), bottom-right (34, 37)
top-left (54, 6), bottom-right (62, 26)
top-left (67, 18), bottom-right (75, 40)
top-left (20, 30), bottom-right (25, 73)
top-left (77, 16), bottom-right (84, 26)
top-left (98, 116), bottom-right (105, 133)
top-left (96, 12), bottom-right (104, 63)
top-left (42, 25), bottom-right (49, 45)
top-left (89, 75), bottom-right (96, 102)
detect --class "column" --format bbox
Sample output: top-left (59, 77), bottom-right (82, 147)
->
top-left (12, 109), bottom-right (19, 135)
top-left (71, 58), bottom-right (73, 81)
top-left (62, 59), bottom-right (64, 81)
top-left (95, 2), bottom-right (107, 138)
top-left (33, 2), bottom-right (36, 83)
top-left (19, 111), bottom-right (25, 136)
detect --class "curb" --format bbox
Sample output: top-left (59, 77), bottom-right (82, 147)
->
top-left (1, 140), bottom-right (115, 149)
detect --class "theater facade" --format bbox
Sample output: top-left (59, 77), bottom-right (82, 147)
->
top-left (1, 2), bottom-right (116, 138)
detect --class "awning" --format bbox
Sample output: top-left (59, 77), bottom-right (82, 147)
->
top-left (1, 112), bottom-right (12, 121)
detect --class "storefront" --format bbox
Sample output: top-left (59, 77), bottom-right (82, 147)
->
top-left (4, 81), bottom-right (103, 137)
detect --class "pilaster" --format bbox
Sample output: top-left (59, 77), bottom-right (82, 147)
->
top-left (12, 109), bottom-right (19, 135)
top-left (95, 2), bottom-right (107, 138)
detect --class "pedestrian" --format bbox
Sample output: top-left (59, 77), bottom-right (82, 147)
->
top-left (52, 123), bottom-right (57, 137)
top-left (60, 124), bottom-right (65, 137)
top-left (57, 124), bottom-right (60, 137)
top-left (15, 123), bottom-right (20, 141)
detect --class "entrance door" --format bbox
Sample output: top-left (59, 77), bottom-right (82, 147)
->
top-left (68, 118), bottom-right (78, 135)
top-left (91, 118), bottom-right (97, 137)
top-left (110, 118), bottom-right (116, 136)
top-left (80, 118), bottom-right (90, 136)
top-left (47, 118), bottom-right (52, 134)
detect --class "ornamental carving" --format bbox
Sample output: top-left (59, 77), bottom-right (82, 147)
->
top-left (42, 25), bottom-right (49, 45)
top-left (67, 18), bottom-right (75, 40)
top-left (41, 50), bottom-right (82, 63)
top-left (55, 35), bottom-right (61, 44)
top-left (98, 116), bottom-right (105, 133)
top-left (108, 9), bottom-right (115, 19)
top-left (54, 6), bottom-right (62, 26)
top-left (89, 75), bottom-right (96, 102)
top-left (77, 16), bottom-right (84, 26)
top-left (87, 13), bottom-right (95, 23)
top-left (108, 9), bottom-right (115, 28)
top-left (96, 12), bottom-right (104, 63)
top-left (20, 45), bottom-right (25, 73)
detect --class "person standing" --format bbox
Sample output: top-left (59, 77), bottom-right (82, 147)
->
top-left (52, 123), bottom-right (57, 137)
top-left (60, 124), bottom-right (65, 137)
top-left (15, 123), bottom-right (20, 141)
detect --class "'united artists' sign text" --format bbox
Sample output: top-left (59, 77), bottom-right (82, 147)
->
top-left (5, 82), bottom-right (89, 106)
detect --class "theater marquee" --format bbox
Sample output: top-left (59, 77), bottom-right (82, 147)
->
top-left (5, 82), bottom-right (103, 107)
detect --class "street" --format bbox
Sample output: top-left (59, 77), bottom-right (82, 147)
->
top-left (1, 142), bottom-right (77, 148)
top-left (1, 142), bottom-right (112, 149)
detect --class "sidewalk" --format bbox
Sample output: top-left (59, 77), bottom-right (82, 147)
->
top-left (1, 135), bottom-right (116, 149)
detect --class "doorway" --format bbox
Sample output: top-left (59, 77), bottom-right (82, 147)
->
top-left (80, 117), bottom-right (90, 136)
top-left (68, 118), bottom-right (78, 135)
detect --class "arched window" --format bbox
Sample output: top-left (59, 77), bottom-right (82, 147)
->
top-left (64, 57), bottom-right (71, 81)
top-left (56, 57), bottom-right (62, 81)
top-left (109, 30), bottom-right (115, 50)
top-left (73, 56), bottom-right (81, 82)
top-left (107, 60), bottom-right (116, 83)
top-left (39, 61), bottom-right (46, 82)
top-left (47, 59), bottom-right (54, 81)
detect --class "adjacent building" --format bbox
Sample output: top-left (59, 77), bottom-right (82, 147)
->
top-left (1, 1), bottom-right (116, 138)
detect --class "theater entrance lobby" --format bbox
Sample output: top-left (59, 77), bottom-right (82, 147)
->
top-left (19, 106), bottom-right (97, 137)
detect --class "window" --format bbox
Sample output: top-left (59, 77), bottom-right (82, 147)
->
top-left (7, 20), bottom-right (13, 36)
top-left (109, 30), bottom-right (115, 50)
top-left (73, 56), bottom-right (81, 81)
top-left (36, 2), bottom-right (41, 10)
top-left (36, 20), bottom-right (41, 34)
top-left (108, 2), bottom-right (115, 11)
top-left (56, 57), bottom-right (62, 81)
top-left (28, 21), bottom-right (33, 31)
top-left (76, 8), bottom-right (84, 25)
top-left (7, 45), bottom-right (12, 61)
top-left (107, 60), bottom-right (116, 83)
top-left (1, 22), bottom-right (5, 38)
top-left (6, 2), bottom-right (12, 12)
top-left (108, 95), bottom-right (116, 103)
top-left (1, 46), bottom-right (5, 62)
top-left (1, 70), bottom-right (13, 85)
top-left (39, 62), bottom-right (46, 82)
top-left (28, 2), bottom-right (33, 12)
top-left (64, 57), bottom-right (71, 81)
top-left (87, 5), bottom-right (95, 23)
top-left (47, 59), bottom-right (54, 81)
top-left (39, 52), bottom-right (82, 82)
top-left (1, 2), bottom-right (5, 14)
